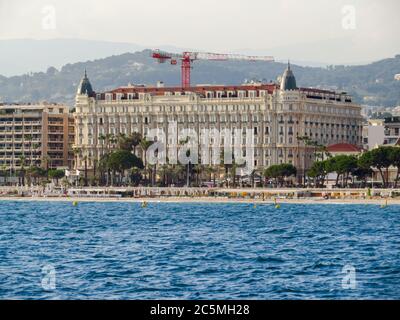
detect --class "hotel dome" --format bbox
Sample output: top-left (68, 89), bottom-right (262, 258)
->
top-left (77, 70), bottom-right (95, 97)
top-left (280, 62), bottom-right (297, 91)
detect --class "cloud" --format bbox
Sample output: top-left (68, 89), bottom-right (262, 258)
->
top-left (0, 0), bottom-right (398, 63)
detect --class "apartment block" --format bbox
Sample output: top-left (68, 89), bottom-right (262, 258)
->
top-left (0, 104), bottom-right (74, 170)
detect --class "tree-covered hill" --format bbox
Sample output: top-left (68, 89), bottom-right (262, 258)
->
top-left (0, 50), bottom-right (399, 107)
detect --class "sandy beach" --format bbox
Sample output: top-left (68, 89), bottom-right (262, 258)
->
top-left (0, 196), bottom-right (398, 205)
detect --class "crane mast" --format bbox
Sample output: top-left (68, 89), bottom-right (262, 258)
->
top-left (152, 49), bottom-right (274, 88)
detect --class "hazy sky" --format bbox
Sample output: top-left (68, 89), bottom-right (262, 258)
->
top-left (0, 0), bottom-right (399, 63)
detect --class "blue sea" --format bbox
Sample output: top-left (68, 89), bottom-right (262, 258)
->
top-left (0, 201), bottom-right (399, 300)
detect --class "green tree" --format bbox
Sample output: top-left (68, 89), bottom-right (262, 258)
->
top-left (107, 150), bottom-right (143, 185)
top-left (327, 155), bottom-right (357, 187)
top-left (369, 147), bottom-right (393, 188)
top-left (356, 152), bottom-right (374, 187)
top-left (140, 137), bottom-right (154, 185)
top-left (48, 169), bottom-right (66, 185)
top-left (18, 155), bottom-right (27, 186)
top-left (1, 165), bottom-right (7, 185)
top-left (389, 147), bottom-right (400, 188)
top-left (205, 165), bottom-right (217, 186)
top-left (117, 133), bottom-right (130, 151)
top-left (307, 160), bottom-right (328, 187)
top-left (264, 164), bottom-right (297, 187)
top-left (28, 166), bottom-right (47, 185)
top-left (179, 136), bottom-right (192, 187)
top-left (98, 134), bottom-right (107, 158)
top-left (117, 132), bottom-right (143, 153)
top-left (129, 167), bottom-right (142, 186)
top-left (131, 132), bottom-right (142, 155)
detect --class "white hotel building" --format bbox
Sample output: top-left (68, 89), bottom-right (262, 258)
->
top-left (74, 65), bottom-right (364, 182)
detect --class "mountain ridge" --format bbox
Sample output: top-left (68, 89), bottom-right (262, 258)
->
top-left (0, 49), bottom-right (399, 107)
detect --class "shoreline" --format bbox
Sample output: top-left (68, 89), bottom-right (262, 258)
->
top-left (0, 196), bottom-right (397, 205)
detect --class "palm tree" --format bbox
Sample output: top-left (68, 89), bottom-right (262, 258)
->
top-left (250, 169), bottom-right (258, 188)
top-left (193, 164), bottom-right (203, 186)
top-left (92, 158), bottom-right (98, 185)
top-left (72, 147), bottom-right (81, 170)
top-left (172, 165), bottom-right (185, 186)
top-left (1, 165), bottom-right (7, 186)
top-left (179, 136), bottom-right (192, 187)
top-left (83, 153), bottom-right (88, 186)
top-left (25, 134), bottom-right (33, 166)
top-left (32, 143), bottom-right (40, 167)
top-left (140, 137), bottom-right (154, 185)
top-left (130, 166), bottom-right (142, 186)
top-left (159, 164), bottom-right (171, 186)
top-left (108, 134), bottom-right (117, 151)
top-left (117, 133), bottom-right (128, 150)
top-left (98, 134), bottom-right (106, 158)
top-left (131, 132), bottom-right (142, 155)
top-left (230, 162), bottom-right (239, 188)
top-left (297, 135), bottom-right (314, 184)
top-left (205, 165), bottom-right (217, 186)
top-left (19, 155), bottom-right (26, 186)
top-left (42, 155), bottom-right (51, 180)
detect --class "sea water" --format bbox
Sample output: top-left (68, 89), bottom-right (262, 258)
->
top-left (0, 201), bottom-right (399, 299)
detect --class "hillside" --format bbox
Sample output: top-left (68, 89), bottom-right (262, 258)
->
top-left (0, 50), bottom-right (399, 107)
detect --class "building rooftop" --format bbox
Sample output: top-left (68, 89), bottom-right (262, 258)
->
top-left (327, 143), bottom-right (362, 153)
top-left (77, 70), bottom-right (95, 97)
top-left (280, 62), bottom-right (297, 91)
top-left (80, 68), bottom-right (353, 103)
top-left (111, 83), bottom-right (278, 94)
top-left (384, 117), bottom-right (400, 124)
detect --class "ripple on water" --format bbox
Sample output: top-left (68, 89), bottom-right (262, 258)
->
top-left (0, 201), bottom-right (399, 299)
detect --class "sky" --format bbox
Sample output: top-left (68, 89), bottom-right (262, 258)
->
top-left (0, 0), bottom-right (399, 64)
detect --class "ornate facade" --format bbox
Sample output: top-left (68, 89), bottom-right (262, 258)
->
top-left (74, 65), bottom-right (364, 181)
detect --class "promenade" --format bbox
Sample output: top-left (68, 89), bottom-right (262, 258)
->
top-left (1, 186), bottom-right (399, 205)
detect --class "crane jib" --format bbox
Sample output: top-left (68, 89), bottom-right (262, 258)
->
top-left (151, 49), bottom-right (274, 88)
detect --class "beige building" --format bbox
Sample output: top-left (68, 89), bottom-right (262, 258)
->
top-left (383, 117), bottom-right (400, 145)
top-left (362, 119), bottom-right (385, 150)
top-left (362, 117), bottom-right (400, 151)
top-left (0, 103), bottom-right (74, 170)
top-left (74, 65), bottom-right (364, 182)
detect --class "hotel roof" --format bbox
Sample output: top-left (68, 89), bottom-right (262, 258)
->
top-left (107, 83), bottom-right (279, 95)
top-left (327, 143), bottom-right (362, 153)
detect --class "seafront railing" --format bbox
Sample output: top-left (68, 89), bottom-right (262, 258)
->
top-left (1, 186), bottom-right (399, 200)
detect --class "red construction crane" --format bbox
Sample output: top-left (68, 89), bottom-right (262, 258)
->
top-left (152, 49), bottom-right (274, 88)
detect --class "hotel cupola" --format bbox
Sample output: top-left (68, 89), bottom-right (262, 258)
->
top-left (280, 61), bottom-right (297, 91)
top-left (76, 69), bottom-right (95, 97)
